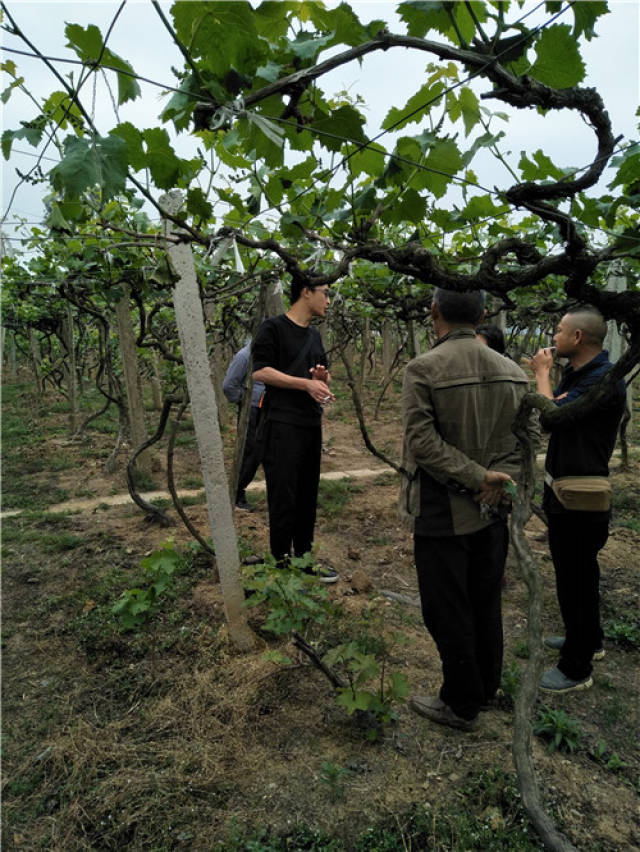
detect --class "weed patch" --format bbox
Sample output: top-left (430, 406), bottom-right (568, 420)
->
top-left (317, 477), bottom-right (363, 518)
top-left (534, 707), bottom-right (583, 754)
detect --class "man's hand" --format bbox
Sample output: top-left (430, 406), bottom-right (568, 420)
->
top-left (528, 347), bottom-right (555, 400)
top-left (310, 364), bottom-right (330, 384)
top-left (474, 470), bottom-right (515, 506)
top-left (529, 347), bottom-right (554, 375)
top-left (307, 378), bottom-right (335, 404)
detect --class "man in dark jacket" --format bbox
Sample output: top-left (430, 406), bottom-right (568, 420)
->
top-left (530, 306), bottom-right (626, 694)
top-left (252, 279), bottom-right (338, 583)
top-left (401, 288), bottom-right (537, 731)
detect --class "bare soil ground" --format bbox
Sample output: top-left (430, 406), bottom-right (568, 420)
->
top-left (2, 376), bottom-right (639, 850)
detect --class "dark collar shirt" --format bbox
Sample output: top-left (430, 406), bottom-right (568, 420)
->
top-left (543, 350), bottom-right (626, 513)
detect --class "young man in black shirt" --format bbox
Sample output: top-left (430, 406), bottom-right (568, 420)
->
top-left (252, 280), bottom-right (338, 582)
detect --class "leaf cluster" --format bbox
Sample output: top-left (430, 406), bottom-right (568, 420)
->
top-left (111, 538), bottom-right (184, 631)
top-left (242, 553), bottom-right (333, 636)
top-left (533, 706), bottom-right (583, 754)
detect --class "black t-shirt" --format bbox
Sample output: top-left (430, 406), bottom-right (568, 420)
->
top-left (252, 314), bottom-right (328, 426)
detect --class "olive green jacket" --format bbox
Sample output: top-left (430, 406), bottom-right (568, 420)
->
top-left (399, 328), bottom-right (538, 537)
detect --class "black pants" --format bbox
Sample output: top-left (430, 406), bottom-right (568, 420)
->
top-left (547, 512), bottom-right (609, 680)
top-left (262, 419), bottom-right (322, 563)
top-left (414, 523), bottom-right (508, 720)
top-left (236, 406), bottom-right (261, 501)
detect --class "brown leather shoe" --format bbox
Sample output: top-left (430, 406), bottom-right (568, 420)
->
top-left (410, 694), bottom-right (478, 732)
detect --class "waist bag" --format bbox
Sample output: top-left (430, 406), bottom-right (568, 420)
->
top-left (544, 472), bottom-right (612, 512)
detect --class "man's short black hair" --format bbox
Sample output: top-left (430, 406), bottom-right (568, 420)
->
top-left (289, 279), bottom-right (304, 305)
top-left (476, 323), bottom-right (506, 354)
top-left (433, 288), bottom-right (486, 325)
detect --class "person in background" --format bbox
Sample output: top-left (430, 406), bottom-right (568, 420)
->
top-left (477, 322), bottom-right (512, 589)
top-left (400, 287), bottom-right (538, 731)
top-left (223, 342), bottom-right (265, 511)
top-left (252, 280), bottom-right (338, 583)
top-left (476, 323), bottom-right (507, 355)
top-left (529, 306), bottom-right (626, 694)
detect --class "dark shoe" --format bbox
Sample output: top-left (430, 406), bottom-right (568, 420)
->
top-left (235, 498), bottom-right (254, 512)
top-left (410, 694), bottom-right (478, 731)
top-left (304, 564), bottom-right (339, 584)
top-left (480, 689), bottom-right (504, 711)
top-left (544, 635), bottom-right (605, 660)
top-left (540, 666), bottom-right (593, 693)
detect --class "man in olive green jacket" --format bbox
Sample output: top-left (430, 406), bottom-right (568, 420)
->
top-left (401, 288), bottom-right (537, 731)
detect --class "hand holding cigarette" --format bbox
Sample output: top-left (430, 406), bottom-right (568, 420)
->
top-left (527, 346), bottom-right (556, 374)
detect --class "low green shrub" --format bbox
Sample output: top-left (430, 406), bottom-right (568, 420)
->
top-left (534, 706), bottom-right (583, 754)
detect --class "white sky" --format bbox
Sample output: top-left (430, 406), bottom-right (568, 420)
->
top-left (1, 0), bottom-right (639, 247)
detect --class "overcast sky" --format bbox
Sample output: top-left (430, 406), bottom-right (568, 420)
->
top-left (1, 0), bottom-right (638, 249)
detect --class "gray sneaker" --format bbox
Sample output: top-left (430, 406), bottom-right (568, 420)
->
top-left (304, 564), bottom-right (339, 584)
top-left (544, 635), bottom-right (605, 660)
top-left (540, 666), bottom-right (593, 693)
top-left (410, 694), bottom-right (478, 731)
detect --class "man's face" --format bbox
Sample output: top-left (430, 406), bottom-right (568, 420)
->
top-left (309, 286), bottom-right (331, 317)
top-left (553, 315), bottom-right (579, 357)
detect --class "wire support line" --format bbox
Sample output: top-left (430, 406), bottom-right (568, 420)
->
top-left (0, 1), bottom-right (127, 223)
top-left (237, 2), bottom-right (579, 226)
top-left (2, 209), bottom-right (634, 258)
top-left (0, 46), bottom-right (189, 101)
top-left (368, 0), bottom-right (561, 142)
top-left (5, 134), bottom-right (638, 212)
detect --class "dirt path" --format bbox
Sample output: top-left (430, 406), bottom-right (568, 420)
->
top-left (1, 466), bottom-right (390, 518)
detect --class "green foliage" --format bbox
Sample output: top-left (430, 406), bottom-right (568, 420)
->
top-left (243, 553), bottom-right (333, 636)
top-left (534, 706), bottom-right (583, 754)
top-left (319, 761), bottom-right (350, 802)
top-left (382, 80), bottom-right (446, 132)
top-left (513, 641), bottom-right (529, 659)
top-left (591, 739), bottom-right (628, 773)
top-left (603, 617), bottom-right (640, 649)
top-left (244, 559), bottom-right (409, 738)
top-left (316, 477), bottom-right (363, 519)
top-left (218, 822), bottom-right (342, 852)
top-left (1, 383), bottom-right (74, 510)
top-left (131, 467), bottom-right (158, 492)
top-left (2, 117), bottom-right (46, 159)
top-left (323, 629), bottom-right (410, 738)
top-left (529, 24), bottom-right (586, 87)
top-left (65, 23), bottom-right (141, 104)
top-left (50, 134), bottom-right (129, 200)
top-left (220, 784), bottom-right (542, 851)
top-left (500, 661), bottom-right (521, 704)
top-left (568, 2), bottom-right (609, 41)
top-left (111, 539), bottom-right (184, 631)
top-left (503, 480), bottom-right (518, 499)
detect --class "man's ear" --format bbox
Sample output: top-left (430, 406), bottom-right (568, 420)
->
top-left (478, 308), bottom-right (487, 324)
top-left (430, 302), bottom-right (439, 322)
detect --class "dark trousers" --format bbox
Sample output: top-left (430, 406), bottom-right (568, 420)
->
top-left (414, 523), bottom-right (508, 720)
top-left (262, 419), bottom-right (322, 563)
top-left (547, 512), bottom-right (609, 680)
top-left (236, 406), bottom-right (261, 500)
